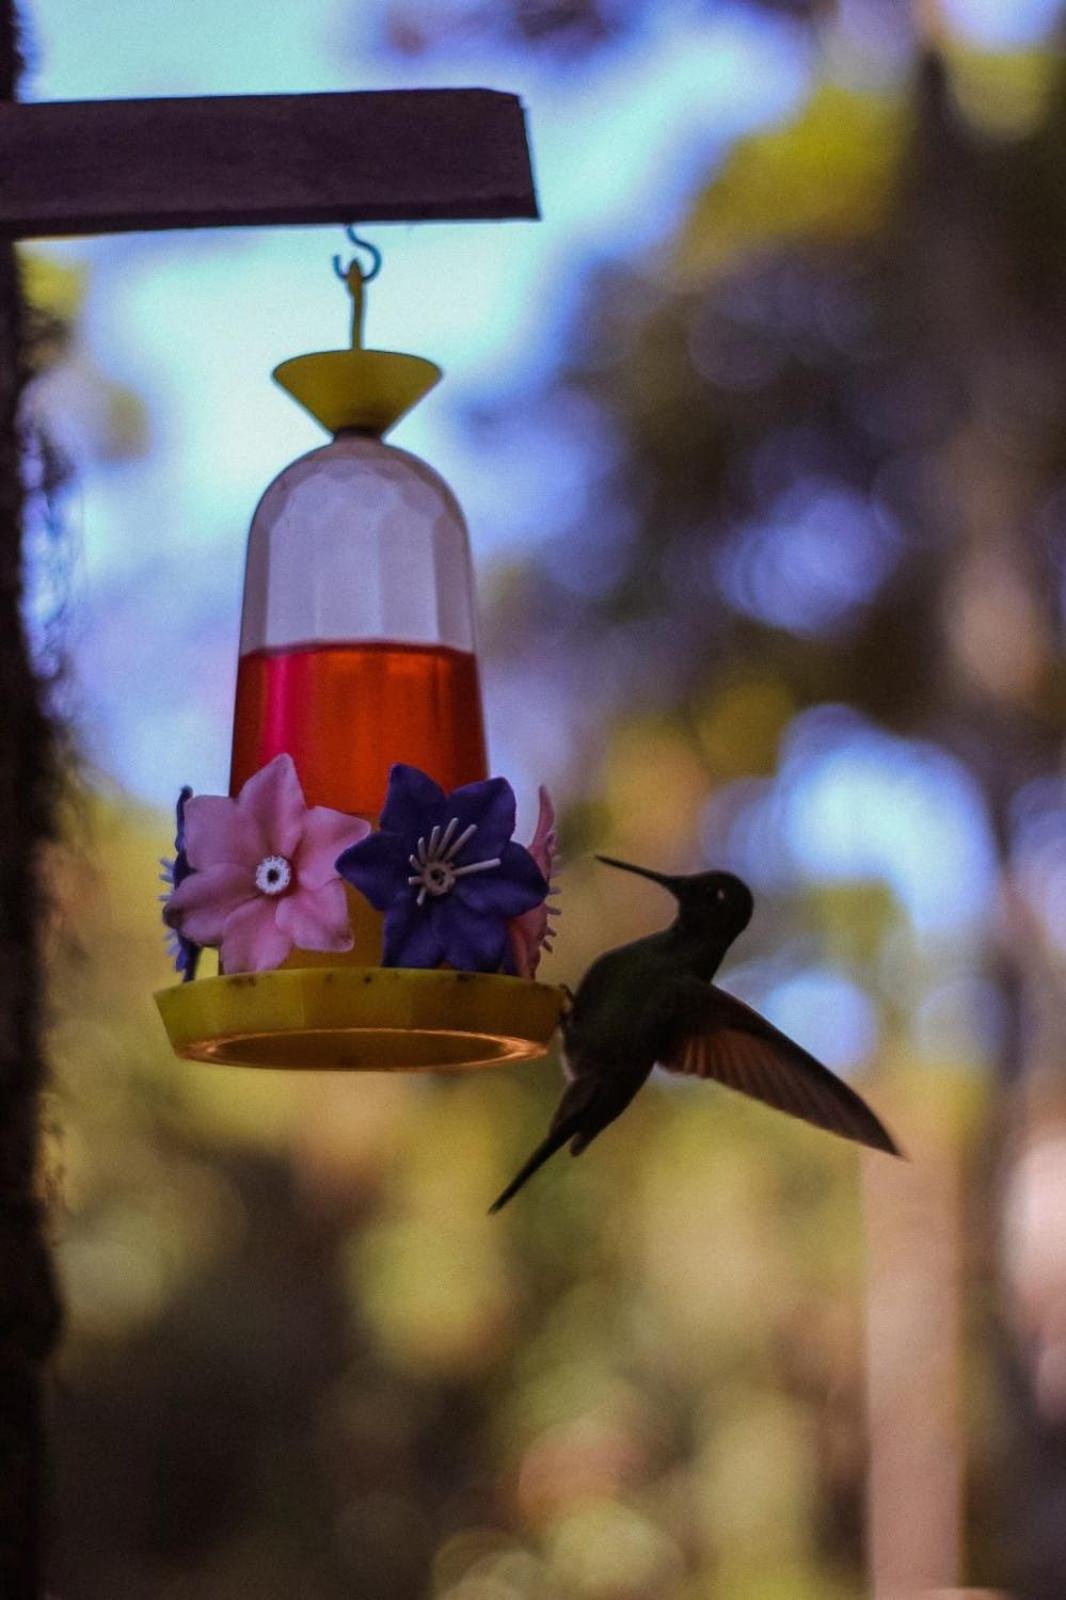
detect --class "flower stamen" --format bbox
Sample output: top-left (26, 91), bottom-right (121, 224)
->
top-left (255, 854), bottom-right (293, 896)
top-left (405, 818), bottom-right (501, 907)
top-left (444, 822), bottom-right (478, 861)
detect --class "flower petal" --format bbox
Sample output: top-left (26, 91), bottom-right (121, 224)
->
top-left (526, 786), bottom-right (557, 877)
top-left (336, 831), bottom-right (412, 911)
top-left (382, 896), bottom-right (446, 969)
top-left (507, 917), bottom-right (537, 979)
top-left (439, 903), bottom-right (509, 973)
top-left (275, 881), bottom-right (353, 953)
top-left (237, 753), bottom-right (307, 858)
top-left (220, 898), bottom-right (293, 973)
top-left (507, 789), bottom-right (558, 979)
top-left (380, 764), bottom-right (447, 839)
top-left (453, 842), bottom-right (548, 919)
top-left (446, 776), bottom-right (517, 861)
top-left (509, 905), bottom-right (549, 979)
top-left (183, 795), bottom-right (265, 872)
top-left (297, 808), bottom-right (371, 890)
top-left (173, 786), bottom-right (195, 886)
top-left (175, 936), bottom-right (201, 982)
top-left (164, 863), bottom-right (256, 947)
top-left (172, 849), bottom-right (193, 892)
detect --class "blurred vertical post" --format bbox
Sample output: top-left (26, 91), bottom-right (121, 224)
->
top-left (863, 1121), bottom-right (964, 1595)
top-left (861, 24), bottom-right (963, 1585)
top-left (0, 4), bottom-right (62, 1596)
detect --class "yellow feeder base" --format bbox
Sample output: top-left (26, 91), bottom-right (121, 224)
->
top-left (156, 966), bottom-right (565, 1072)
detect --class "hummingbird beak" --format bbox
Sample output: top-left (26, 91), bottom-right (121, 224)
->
top-left (595, 855), bottom-right (682, 895)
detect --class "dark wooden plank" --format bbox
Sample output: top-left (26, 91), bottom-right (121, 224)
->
top-left (0, 87), bottom-right (538, 238)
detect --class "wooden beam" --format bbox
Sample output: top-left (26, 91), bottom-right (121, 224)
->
top-left (0, 87), bottom-right (538, 238)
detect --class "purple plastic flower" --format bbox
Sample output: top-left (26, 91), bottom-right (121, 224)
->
top-left (336, 764), bottom-right (548, 973)
top-left (160, 785), bottom-right (200, 982)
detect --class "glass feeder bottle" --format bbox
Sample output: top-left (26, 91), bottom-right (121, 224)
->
top-left (230, 264), bottom-right (489, 823)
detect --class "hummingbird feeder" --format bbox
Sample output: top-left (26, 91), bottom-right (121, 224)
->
top-left (156, 241), bottom-right (562, 1073)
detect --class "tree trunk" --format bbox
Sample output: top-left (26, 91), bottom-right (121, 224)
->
top-left (0, 5), bottom-right (63, 1595)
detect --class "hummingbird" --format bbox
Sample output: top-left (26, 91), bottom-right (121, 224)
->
top-left (489, 856), bottom-right (900, 1212)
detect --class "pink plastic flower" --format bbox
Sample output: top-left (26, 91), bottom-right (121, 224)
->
top-left (163, 754), bottom-right (370, 974)
top-left (508, 786), bottom-right (560, 979)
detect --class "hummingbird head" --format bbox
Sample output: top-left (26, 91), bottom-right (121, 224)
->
top-left (596, 856), bottom-right (754, 942)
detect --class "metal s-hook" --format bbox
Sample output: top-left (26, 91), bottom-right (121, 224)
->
top-left (332, 224), bottom-right (382, 284)
top-left (332, 226), bottom-right (382, 349)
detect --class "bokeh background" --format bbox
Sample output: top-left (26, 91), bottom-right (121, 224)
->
top-left (18, 0), bottom-right (1066, 1595)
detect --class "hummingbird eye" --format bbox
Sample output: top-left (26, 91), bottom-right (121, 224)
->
top-left (715, 887), bottom-right (727, 902)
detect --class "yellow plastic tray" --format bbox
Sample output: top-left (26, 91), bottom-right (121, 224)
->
top-left (156, 966), bottom-right (564, 1072)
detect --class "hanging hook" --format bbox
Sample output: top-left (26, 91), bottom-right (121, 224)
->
top-left (332, 224), bottom-right (382, 284)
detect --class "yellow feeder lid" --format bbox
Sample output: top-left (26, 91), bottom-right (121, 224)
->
top-left (273, 261), bottom-right (441, 437)
top-left (156, 966), bottom-right (565, 1073)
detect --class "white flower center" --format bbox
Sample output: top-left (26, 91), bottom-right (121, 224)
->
top-left (406, 818), bottom-right (502, 907)
top-left (255, 854), bottom-right (292, 896)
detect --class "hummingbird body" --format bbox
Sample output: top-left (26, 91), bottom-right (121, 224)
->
top-left (490, 858), bottom-right (899, 1212)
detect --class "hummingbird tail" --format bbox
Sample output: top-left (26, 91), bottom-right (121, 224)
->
top-left (488, 1120), bottom-right (579, 1214)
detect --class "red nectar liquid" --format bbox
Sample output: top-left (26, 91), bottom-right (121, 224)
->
top-left (230, 639), bottom-right (489, 817)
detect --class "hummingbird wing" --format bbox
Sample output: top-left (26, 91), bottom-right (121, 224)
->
top-left (661, 984), bottom-right (900, 1156)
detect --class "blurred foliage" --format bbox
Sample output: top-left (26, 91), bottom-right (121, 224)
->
top-left (39, 13), bottom-right (1066, 1600)
top-left (376, 0), bottom-right (832, 62)
top-left (20, 244), bottom-right (150, 465)
top-left (478, 26), bottom-right (1066, 1596)
top-left (674, 85), bottom-right (904, 277)
top-left (19, 247), bottom-right (151, 713)
top-left (45, 790), bottom-right (937, 1599)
